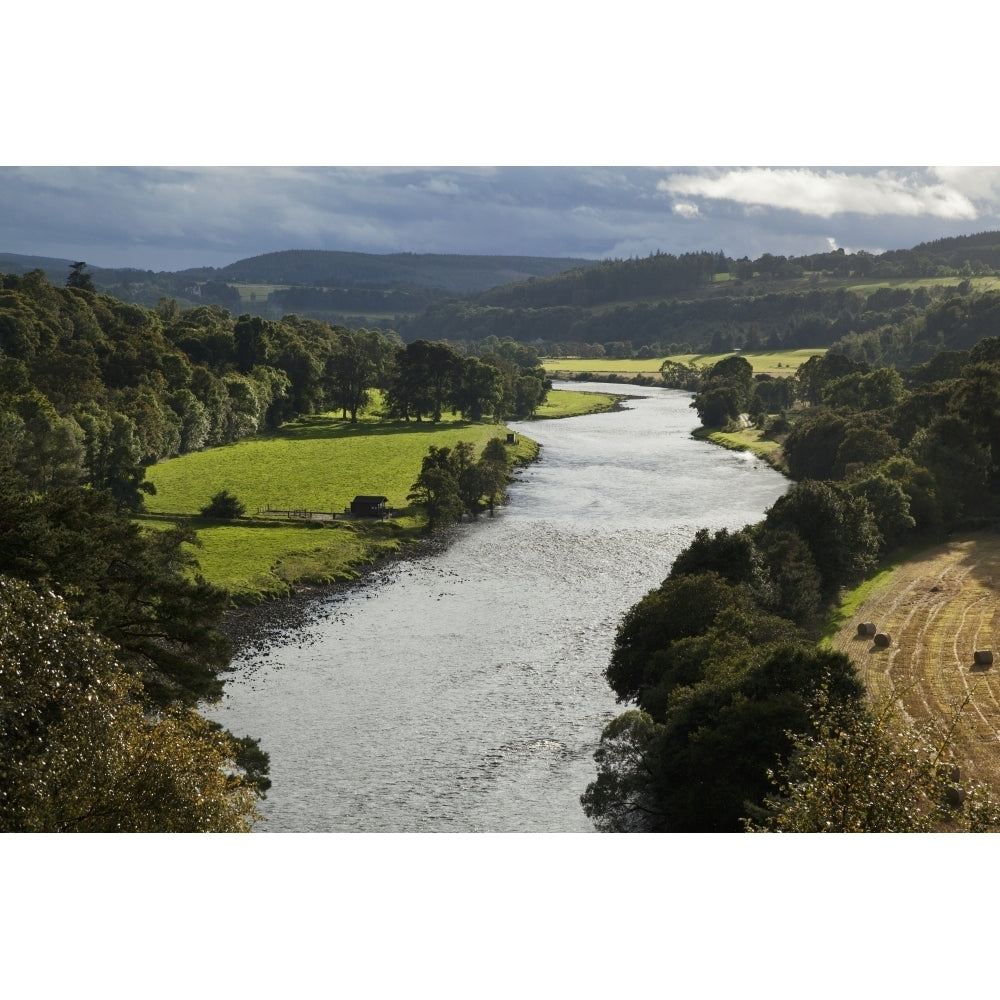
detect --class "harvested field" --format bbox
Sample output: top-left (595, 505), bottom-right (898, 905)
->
top-left (828, 533), bottom-right (1000, 792)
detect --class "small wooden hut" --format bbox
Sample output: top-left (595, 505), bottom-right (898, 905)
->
top-left (350, 495), bottom-right (388, 518)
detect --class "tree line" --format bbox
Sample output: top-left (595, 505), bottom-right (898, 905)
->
top-left (0, 269), bottom-right (549, 512)
top-left (584, 339), bottom-right (1000, 832)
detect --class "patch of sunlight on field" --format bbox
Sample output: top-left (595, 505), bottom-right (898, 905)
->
top-left (536, 389), bottom-right (621, 418)
top-left (543, 348), bottom-right (822, 378)
top-left (144, 415), bottom-right (508, 517)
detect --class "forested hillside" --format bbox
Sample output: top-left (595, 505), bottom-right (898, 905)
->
top-left (8, 232), bottom-right (1000, 348)
top-left (0, 250), bottom-right (597, 328)
top-left (399, 236), bottom-right (1000, 360)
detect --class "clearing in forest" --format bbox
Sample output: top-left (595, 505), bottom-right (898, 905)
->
top-left (827, 533), bottom-right (1000, 791)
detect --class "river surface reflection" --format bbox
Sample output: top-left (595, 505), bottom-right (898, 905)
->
top-left (209, 383), bottom-right (789, 832)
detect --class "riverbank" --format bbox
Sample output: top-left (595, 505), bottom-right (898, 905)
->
top-left (218, 523), bottom-right (463, 657)
top-left (211, 384), bottom-right (646, 654)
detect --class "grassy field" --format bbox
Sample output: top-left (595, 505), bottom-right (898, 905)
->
top-left (534, 388), bottom-right (621, 418)
top-left (543, 348), bottom-right (823, 380)
top-left (227, 283), bottom-right (290, 303)
top-left (141, 387), bottom-right (611, 603)
top-left (826, 533), bottom-right (1000, 796)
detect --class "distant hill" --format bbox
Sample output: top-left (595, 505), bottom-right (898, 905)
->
top-left (0, 253), bottom-right (92, 280)
top-left (0, 248), bottom-right (596, 293)
top-left (179, 249), bottom-right (597, 294)
top-left (0, 249), bottom-right (599, 327)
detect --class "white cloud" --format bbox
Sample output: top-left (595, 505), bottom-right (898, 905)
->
top-left (672, 202), bottom-right (700, 219)
top-left (928, 166), bottom-right (1000, 202)
top-left (657, 167), bottom-right (983, 220)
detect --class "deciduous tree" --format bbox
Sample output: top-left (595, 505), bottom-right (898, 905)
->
top-left (0, 576), bottom-right (260, 832)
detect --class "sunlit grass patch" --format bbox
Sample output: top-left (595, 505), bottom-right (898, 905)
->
top-left (535, 388), bottom-right (622, 418)
top-left (145, 414), bottom-right (511, 517)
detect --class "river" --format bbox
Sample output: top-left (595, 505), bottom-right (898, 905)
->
top-left (209, 382), bottom-right (789, 832)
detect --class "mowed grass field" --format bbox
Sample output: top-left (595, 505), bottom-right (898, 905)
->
top-left (140, 387), bottom-right (607, 602)
top-left (826, 533), bottom-right (1000, 795)
top-left (543, 348), bottom-right (823, 379)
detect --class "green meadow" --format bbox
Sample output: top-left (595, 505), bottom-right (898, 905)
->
top-left (141, 387), bottom-right (607, 603)
top-left (534, 388), bottom-right (621, 418)
top-left (543, 348), bottom-right (823, 379)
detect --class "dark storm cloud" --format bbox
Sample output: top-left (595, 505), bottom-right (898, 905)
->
top-left (3, 166), bottom-right (1000, 272)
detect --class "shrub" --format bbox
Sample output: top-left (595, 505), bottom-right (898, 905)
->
top-left (201, 489), bottom-right (246, 519)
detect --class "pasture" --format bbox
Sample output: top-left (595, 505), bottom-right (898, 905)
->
top-left (141, 387), bottom-right (609, 602)
top-left (543, 348), bottom-right (823, 380)
top-left (227, 283), bottom-right (289, 303)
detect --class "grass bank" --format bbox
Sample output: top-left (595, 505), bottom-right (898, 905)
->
top-left (692, 425), bottom-right (786, 471)
top-left (141, 388), bottom-right (606, 604)
top-left (534, 388), bottom-right (622, 418)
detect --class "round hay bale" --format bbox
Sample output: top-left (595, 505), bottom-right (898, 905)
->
top-left (974, 650), bottom-right (994, 666)
top-left (857, 622), bottom-right (877, 637)
top-left (945, 785), bottom-right (967, 809)
top-left (873, 632), bottom-right (891, 648)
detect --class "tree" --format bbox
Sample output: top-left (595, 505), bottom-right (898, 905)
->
top-left (388, 340), bottom-right (461, 422)
top-left (0, 482), bottom-right (232, 709)
top-left (605, 571), bottom-right (748, 707)
top-left (781, 409), bottom-right (847, 481)
top-left (201, 489), bottom-right (246, 519)
top-left (796, 352), bottom-right (868, 405)
top-left (746, 692), bottom-right (1000, 832)
top-left (324, 328), bottom-right (384, 423)
top-left (407, 445), bottom-right (465, 530)
top-left (585, 642), bottom-right (862, 832)
top-left (692, 354), bottom-right (754, 427)
top-left (0, 577), bottom-right (261, 832)
top-left (848, 473), bottom-right (916, 550)
top-left (764, 479), bottom-right (881, 592)
top-left (477, 437), bottom-right (512, 514)
top-left (66, 262), bottom-right (95, 292)
top-left (580, 710), bottom-right (661, 832)
top-left (453, 356), bottom-right (505, 421)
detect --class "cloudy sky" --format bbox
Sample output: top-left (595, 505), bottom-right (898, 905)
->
top-left (6, 7), bottom-right (998, 273)
top-left (5, 165), bottom-right (1000, 273)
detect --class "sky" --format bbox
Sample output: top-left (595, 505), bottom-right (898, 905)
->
top-left (6, 6), bottom-right (1000, 274)
top-left (5, 165), bottom-right (1000, 273)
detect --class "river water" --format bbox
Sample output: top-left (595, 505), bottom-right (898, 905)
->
top-left (209, 383), bottom-right (788, 832)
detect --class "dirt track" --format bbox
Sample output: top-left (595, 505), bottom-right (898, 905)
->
top-left (829, 533), bottom-right (1000, 790)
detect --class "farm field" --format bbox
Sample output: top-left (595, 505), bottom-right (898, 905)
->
top-left (543, 348), bottom-right (823, 380)
top-left (827, 533), bottom-right (1000, 794)
top-left (228, 283), bottom-right (290, 303)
